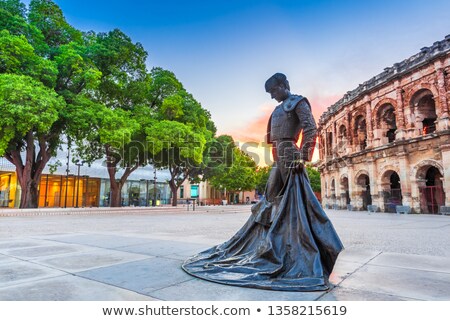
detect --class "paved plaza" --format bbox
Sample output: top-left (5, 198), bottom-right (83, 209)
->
top-left (0, 205), bottom-right (449, 301)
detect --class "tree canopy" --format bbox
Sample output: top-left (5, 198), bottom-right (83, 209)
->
top-left (0, 0), bottom-right (246, 209)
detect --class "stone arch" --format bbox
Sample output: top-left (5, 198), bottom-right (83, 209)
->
top-left (374, 101), bottom-right (397, 143)
top-left (379, 166), bottom-right (403, 212)
top-left (412, 159), bottom-right (444, 179)
top-left (340, 173), bottom-right (349, 182)
top-left (379, 165), bottom-right (401, 182)
top-left (336, 124), bottom-right (348, 155)
top-left (404, 83), bottom-right (440, 110)
top-left (404, 83), bottom-right (440, 132)
top-left (354, 169), bottom-right (370, 185)
top-left (339, 174), bottom-right (350, 207)
top-left (411, 159), bottom-right (445, 214)
top-left (373, 97), bottom-right (397, 126)
top-left (319, 134), bottom-right (325, 159)
top-left (338, 124), bottom-right (347, 136)
top-left (330, 177), bottom-right (336, 203)
top-left (353, 114), bottom-right (367, 150)
top-left (354, 169), bottom-right (372, 210)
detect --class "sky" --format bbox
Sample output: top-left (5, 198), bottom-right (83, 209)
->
top-left (21, 0), bottom-right (450, 164)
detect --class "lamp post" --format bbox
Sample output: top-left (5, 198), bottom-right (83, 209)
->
top-left (153, 167), bottom-right (157, 207)
top-left (64, 147), bottom-right (70, 208)
top-left (74, 160), bottom-right (84, 208)
top-left (83, 175), bottom-right (89, 207)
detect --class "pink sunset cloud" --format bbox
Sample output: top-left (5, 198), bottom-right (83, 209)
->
top-left (226, 94), bottom-right (343, 144)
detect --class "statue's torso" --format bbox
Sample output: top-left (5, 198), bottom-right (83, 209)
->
top-left (270, 95), bottom-right (303, 142)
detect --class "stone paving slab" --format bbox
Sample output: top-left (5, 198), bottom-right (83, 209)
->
top-left (41, 234), bottom-right (153, 249)
top-left (319, 287), bottom-right (417, 301)
top-left (0, 254), bottom-right (19, 265)
top-left (338, 264), bottom-right (450, 301)
top-left (150, 278), bottom-right (323, 301)
top-left (368, 252), bottom-right (450, 274)
top-left (34, 249), bottom-right (151, 273)
top-left (3, 244), bottom-right (90, 259)
top-left (0, 240), bottom-right (48, 250)
top-left (0, 275), bottom-right (157, 301)
top-left (116, 240), bottom-right (210, 257)
top-left (0, 260), bottom-right (66, 288)
top-left (336, 248), bottom-right (382, 264)
top-left (77, 257), bottom-right (194, 294)
top-left (0, 208), bottom-right (449, 301)
top-left (329, 260), bottom-right (364, 285)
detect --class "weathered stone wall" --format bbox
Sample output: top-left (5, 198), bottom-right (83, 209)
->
top-left (318, 35), bottom-right (450, 214)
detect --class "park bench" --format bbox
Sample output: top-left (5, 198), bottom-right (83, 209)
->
top-left (396, 205), bottom-right (411, 214)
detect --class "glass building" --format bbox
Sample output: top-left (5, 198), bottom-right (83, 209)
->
top-left (0, 146), bottom-right (171, 208)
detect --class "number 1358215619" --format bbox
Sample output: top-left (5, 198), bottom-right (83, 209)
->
top-left (267, 305), bottom-right (347, 316)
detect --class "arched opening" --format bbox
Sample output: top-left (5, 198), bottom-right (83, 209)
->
top-left (330, 178), bottom-right (336, 206)
top-left (354, 116), bottom-right (367, 150)
top-left (326, 132), bottom-right (333, 156)
top-left (410, 89), bottom-right (437, 135)
top-left (338, 125), bottom-right (347, 154)
top-left (357, 174), bottom-right (371, 210)
top-left (340, 176), bottom-right (350, 207)
top-left (418, 166), bottom-right (445, 213)
top-left (380, 170), bottom-right (402, 213)
top-left (319, 135), bottom-right (325, 159)
top-left (377, 104), bottom-right (397, 143)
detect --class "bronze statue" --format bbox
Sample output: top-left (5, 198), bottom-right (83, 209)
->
top-left (183, 73), bottom-right (343, 291)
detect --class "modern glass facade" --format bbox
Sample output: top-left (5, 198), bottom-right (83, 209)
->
top-left (37, 174), bottom-right (101, 207)
top-left (0, 171), bottom-right (170, 208)
top-left (0, 172), bottom-right (18, 208)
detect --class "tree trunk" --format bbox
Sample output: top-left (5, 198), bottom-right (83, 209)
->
top-left (105, 145), bottom-right (140, 207)
top-left (169, 180), bottom-right (178, 207)
top-left (6, 131), bottom-right (51, 209)
top-left (109, 179), bottom-right (122, 207)
top-left (19, 179), bottom-right (39, 208)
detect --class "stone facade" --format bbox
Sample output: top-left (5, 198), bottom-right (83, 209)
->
top-left (318, 35), bottom-right (450, 214)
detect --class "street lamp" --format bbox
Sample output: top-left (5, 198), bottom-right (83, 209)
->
top-left (74, 160), bottom-right (84, 208)
top-left (83, 175), bottom-right (89, 207)
top-left (140, 179), bottom-right (149, 206)
top-left (153, 167), bottom-right (157, 207)
top-left (64, 147), bottom-right (70, 208)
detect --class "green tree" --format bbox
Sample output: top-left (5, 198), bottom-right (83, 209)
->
top-left (0, 30), bottom-right (57, 87)
top-left (28, 0), bottom-right (82, 52)
top-left (143, 69), bottom-right (215, 206)
top-left (0, 2), bottom-right (48, 55)
top-left (208, 143), bottom-right (257, 203)
top-left (0, 0), bottom-right (26, 17)
top-left (306, 165), bottom-right (321, 193)
top-left (0, 0), bottom-right (102, 208)
top-left (254, 166), bottom-right (271, 194)
top-left (0, 74), bottom-right (65, 208)
top-left (146, 120), bottom-right (208, 206)
top-left (73, 28), bottom-right (151, 207)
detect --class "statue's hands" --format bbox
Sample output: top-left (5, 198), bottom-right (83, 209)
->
top-left (293, 160), bottom-right (305, 173)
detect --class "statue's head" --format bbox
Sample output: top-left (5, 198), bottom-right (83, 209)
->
top-left (265, 73), bottom-right (290, 102)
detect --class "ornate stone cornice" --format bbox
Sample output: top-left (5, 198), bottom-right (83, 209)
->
top-left (319, 35), bottom-right (450, 125)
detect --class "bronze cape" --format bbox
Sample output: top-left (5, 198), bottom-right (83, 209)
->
top-left (183, 92), bottom-right (343, 291)
top-left (182, 168), bottom-right (344, 291)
